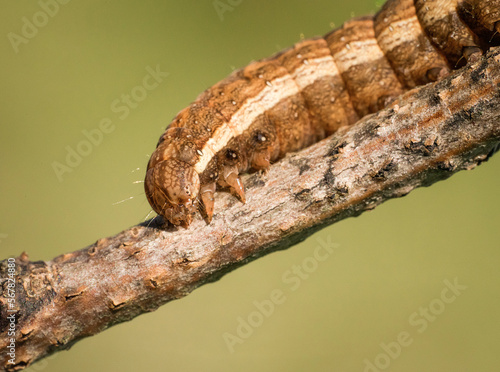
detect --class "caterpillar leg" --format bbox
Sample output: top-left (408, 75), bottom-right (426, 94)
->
top-left (462, 46), bottom-right (483, 63)
top-left (250, 148), bottom-right (273, 170)
top-left (220, 165), bottom-right (246, 203)
top-left (199, 182), bottom-right (216, 223)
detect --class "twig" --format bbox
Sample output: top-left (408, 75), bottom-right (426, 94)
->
top-left (1, 48), bottom-right (499, 371)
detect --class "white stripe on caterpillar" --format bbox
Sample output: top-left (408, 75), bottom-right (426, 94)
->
top-left (333, 39), bottom-right (384, 70)
top-left (377, 16), bottom-right (423, 51)
top-left (194, 55), bottom-right (342, 174)
top-left (291, 55), bottom-right (340, 89)
top-left (194, 74), bottom-right (298, 173)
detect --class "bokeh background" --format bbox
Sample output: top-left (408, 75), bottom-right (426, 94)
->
top-left (1, 1), bottom-right (499, 371)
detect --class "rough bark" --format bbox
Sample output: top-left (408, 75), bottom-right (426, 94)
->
top-left (1, 49), bottom-right (499, 371)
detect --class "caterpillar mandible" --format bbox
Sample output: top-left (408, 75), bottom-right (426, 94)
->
top-left (145, 0), bottom-right (500, 227)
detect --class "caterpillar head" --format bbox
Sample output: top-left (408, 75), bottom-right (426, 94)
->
top-left (145, 158), bottom-right (200, 227)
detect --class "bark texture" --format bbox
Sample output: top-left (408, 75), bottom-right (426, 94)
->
top-left (1, 49), bottom-right (500, 371)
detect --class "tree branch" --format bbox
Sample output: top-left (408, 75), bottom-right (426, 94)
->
top-left (1, 48), bottom-right (500, 371)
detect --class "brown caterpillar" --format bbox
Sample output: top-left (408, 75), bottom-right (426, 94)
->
top-left (145, 0), bottom-right (500, 227)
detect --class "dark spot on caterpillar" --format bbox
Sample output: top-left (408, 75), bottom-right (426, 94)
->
top-left (254, 131), bottom-right (267, 143)
top-left (225, 149), bottom-right (238, 160)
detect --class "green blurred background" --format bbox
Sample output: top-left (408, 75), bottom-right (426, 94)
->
top-left (1, 1), bottom-right (499, 371)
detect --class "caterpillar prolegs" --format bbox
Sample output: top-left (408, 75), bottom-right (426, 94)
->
top-left (145, 0), bottom-right (500, 227)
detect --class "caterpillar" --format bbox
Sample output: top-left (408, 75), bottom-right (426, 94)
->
top-left (145, 0), bottom-right (499, 227)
